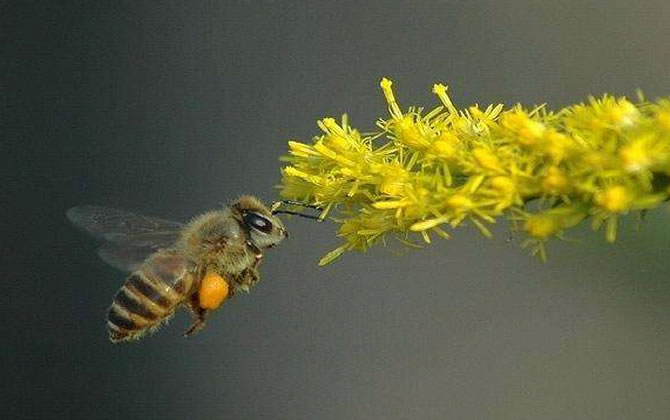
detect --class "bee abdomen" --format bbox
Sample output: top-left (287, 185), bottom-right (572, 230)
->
top-left (107, 271), bottom-right (186, 343)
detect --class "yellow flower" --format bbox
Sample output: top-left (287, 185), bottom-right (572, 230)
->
top-left (542, 130), bottom-right (575, 162)
top-left (566, 95), bottom-right (640, 134)
top-left (472, 148), bottom-right (504, 173)
top-left (484, 175), bottom-right (522, 212)
top-left (501, 110), bottom-right (546, 146)
top-left (376, 163), bottom-right (409, 196)
top-left (594, 185), bottom-right (632, 213)
top-left (280, 78), bottom-right (670, 265)
top-left (619, 139), bottom-right (651, 172)
top-left (394, 116), bottom-right (432, 150)
top-left (524, 206), bottom-right (587, 239)
top-left (428, 132), bottom-right (460, 160)
top-left (525, 215), bottom-right (559, 239)
top-left (542, 167), bottom-right (570, 195)
top-left (446, 193), bottom-right (474, 210)
top-left (656, 108), bottom-right (670, 131)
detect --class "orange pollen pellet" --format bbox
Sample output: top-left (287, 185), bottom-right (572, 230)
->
top-left (199, 273), bottom-right (229, 310)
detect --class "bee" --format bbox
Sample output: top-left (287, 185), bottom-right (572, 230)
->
top-left (68, 196), bottom-right (320, 343)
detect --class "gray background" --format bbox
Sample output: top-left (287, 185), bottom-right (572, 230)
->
top-left (4, 1), bottom-right (670, 419)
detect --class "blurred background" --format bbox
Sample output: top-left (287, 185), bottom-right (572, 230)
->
top-left (3, 1), bottom-right (670, 418)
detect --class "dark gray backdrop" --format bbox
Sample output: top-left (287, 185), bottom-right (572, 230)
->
top-left (4, 1), bottom-right (670, 419)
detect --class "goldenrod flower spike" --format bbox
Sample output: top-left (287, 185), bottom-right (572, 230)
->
top-left (280, 78), bottom-right (670, 265)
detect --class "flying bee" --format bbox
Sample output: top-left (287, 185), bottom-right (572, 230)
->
top-left (68, 195), bottom-right (321, 343)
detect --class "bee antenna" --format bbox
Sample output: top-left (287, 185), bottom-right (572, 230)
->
top-left (271, 200), bottom-right (325, 221)
top-left (279, 200), bottom-right (323, 210)
top-left (271, 210), bottom-right (324, 221)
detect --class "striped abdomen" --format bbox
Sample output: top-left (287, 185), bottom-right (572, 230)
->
top-left (107, 250), bottom-right (196, 343)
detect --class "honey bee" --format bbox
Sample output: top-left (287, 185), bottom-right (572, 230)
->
top-left (68, 196), bottom-right (319, 343)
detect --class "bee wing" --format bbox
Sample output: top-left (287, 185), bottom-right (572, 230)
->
top-left (67, 205), bottom-right (184, 272)
top-left (67, 205), bottom-right (183, 243)
top-left (96, 243), bottom-right (160, 273)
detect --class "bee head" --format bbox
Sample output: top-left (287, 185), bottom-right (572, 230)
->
top-left (232, 195), bottom-right (288, 249)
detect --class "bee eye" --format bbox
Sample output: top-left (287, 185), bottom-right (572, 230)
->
top-left (244, 212), bottom-right (273, 234)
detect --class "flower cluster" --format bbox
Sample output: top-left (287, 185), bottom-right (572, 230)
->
top-left (280, 78), bottom-right (670, 265)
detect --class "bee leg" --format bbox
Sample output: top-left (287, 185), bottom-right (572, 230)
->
top-left (183, 308), bottom-right (208, 337)
top-left (236, 267), bottom-right (260, 292)
top-left (183, 294), bottom-right (209, 338)
top-left (245, 240), bottom-right (264, 267)
top-left (248, 267), bottom-right (260, 286)
top-left (252, 254), bottom-right (263, 269)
